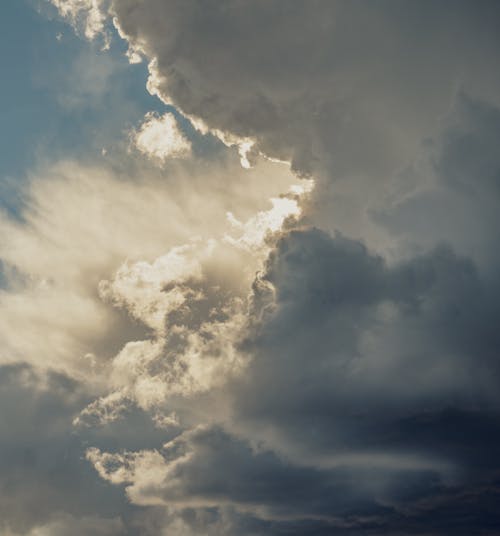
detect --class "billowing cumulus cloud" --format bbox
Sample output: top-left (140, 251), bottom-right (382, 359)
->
top-left (3, 1), bottom-right (500, 534)
top-left (60, 0), bottom-right (500, 176)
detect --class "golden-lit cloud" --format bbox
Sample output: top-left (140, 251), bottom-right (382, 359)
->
top-left (0, 154), bottom-right (302, 376)
top-left (131, 112), bottom-right (191, 164)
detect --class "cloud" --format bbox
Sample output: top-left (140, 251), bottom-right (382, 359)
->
top-left (13, 2), bottom-right (500, 534)
top-left (82, 222), bottom-right (500, 533)
top-left (235, 227), bottom-right (500, 446)
top-left (76, 191), bottom-right (304, 418)
top-left (21, 515), bottom-right (125, 536)
top-left (50, 0), bottom-right (110, 44)
top-left (224, 194), bottom-right (303, 253)
top-left (86, 425), bottom-right (396, 518)
top-left (131, 112), bottom-right (191, 163)
top-left (374, 94), bottom-right (500, 267)
top-left (49, 1), bottom-right (500, 184)
top-left (0, 153), bottom-right (298, 373)
top-left (0, 363), bottom-right (129, 534)
top-left (70, 0), bottom-right (498, 180)
top-left (79, 98), bottom-right (500, 527)
top-left (86, 422), bottom-right (500, 536)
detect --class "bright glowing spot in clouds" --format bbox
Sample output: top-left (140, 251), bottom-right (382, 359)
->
top-left (237, 139), bottom-right (255, 169)
top-left (225, 179), bottom-right (314, 254)
top-left (132, 112), bottom-right (191, 164)
top-left (225, 196), bottom-right (301, 251)
top-left (289, 179), bottom-right (315, 196)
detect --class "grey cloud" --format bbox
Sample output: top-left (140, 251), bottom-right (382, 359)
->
top-left (0, 363), bottom-right (159, 535)
top-left (237, 228), bottom-right (500, 441)
top-left (110, 0), bottom-right (500, 178)
top-left (21, 514), bottom-right (125, 536)
top-left (88, 420), bottom-right (500, 535)
top-left (105, 0), bottom-right (500, 254)
top-left (89, 424), bottom-right (419, 521)
top-left (375, 94), bottom-right (500, 268)
top-left (224, 225), bottom-right (500, 532)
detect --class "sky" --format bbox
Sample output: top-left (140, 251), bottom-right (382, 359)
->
top-left (1, 1), bottom-right (500, 535)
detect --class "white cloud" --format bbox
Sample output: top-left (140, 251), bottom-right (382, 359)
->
top-left (131, 112), bottom-right (191, 164)
top-left (98, 243), bottom-right (205, 333)
top-left (50, 0), bottom-right (109, 44)
top-left (225, 196), bottom-right (300, 252)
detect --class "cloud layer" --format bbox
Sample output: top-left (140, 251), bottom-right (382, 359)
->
top-left (3, 1), bottom-right (500, 534)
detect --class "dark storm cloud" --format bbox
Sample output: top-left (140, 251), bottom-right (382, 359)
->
top-left (229, 225), bottom-right (500, 533)
top-left (228, 96), bottom-right (500, 526)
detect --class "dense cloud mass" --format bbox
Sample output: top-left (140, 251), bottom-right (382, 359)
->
top-left (109, 0), bottom-right (500, 179)
top-left (1, 0), bottom-right (500, 534)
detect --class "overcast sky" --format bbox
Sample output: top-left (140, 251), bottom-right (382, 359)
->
top-left (1, 1), bottom-right (500, 535)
